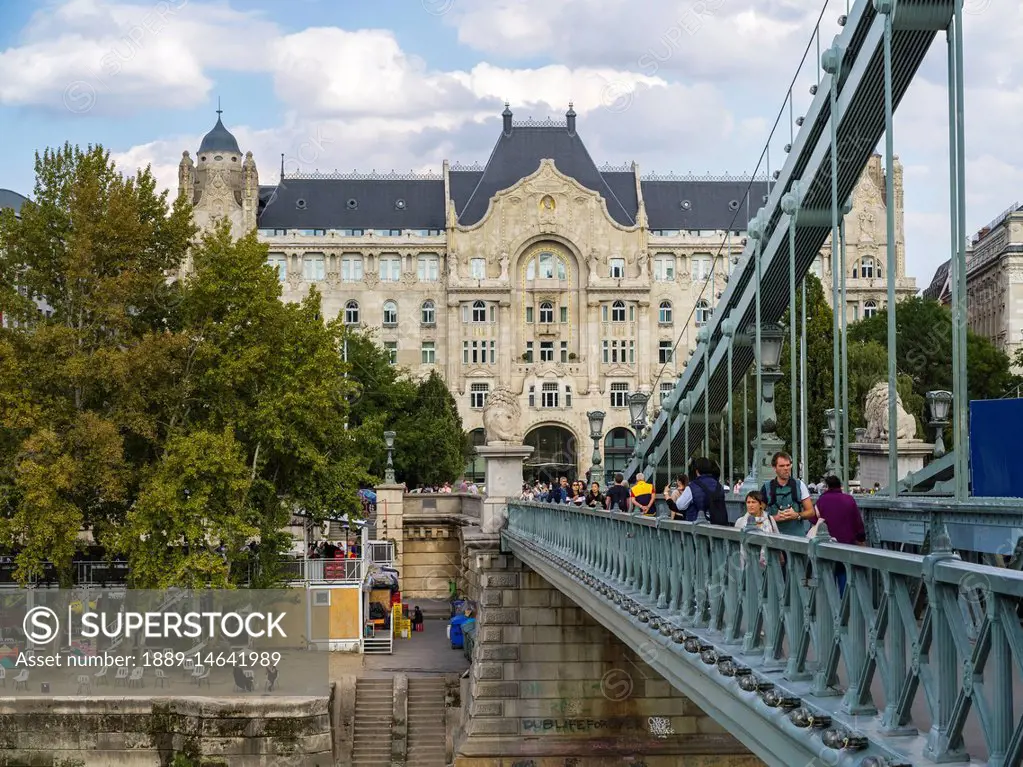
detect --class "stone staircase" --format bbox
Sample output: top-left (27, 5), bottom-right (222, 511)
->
top-left (406, 676), bottom-right (448, 766)
top-left (352, 677), bottom-right (394, 766)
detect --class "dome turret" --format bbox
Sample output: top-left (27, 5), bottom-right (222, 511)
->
top-left (198, 108), bottom-right (241, 155)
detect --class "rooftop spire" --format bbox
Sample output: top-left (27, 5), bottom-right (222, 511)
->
top-left (502, 102), bottom-right (513, 136)
top-left (217, 96), bottom-right (222, 117)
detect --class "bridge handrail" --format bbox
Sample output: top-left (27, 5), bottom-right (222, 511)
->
top-left (505, 500), bottom-right (1019, 766)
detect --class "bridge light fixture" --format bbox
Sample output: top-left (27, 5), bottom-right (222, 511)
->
top-left (628, 391), bottom-right (650, 432)
top-left (927, 390), bottom-right (952, 422)
top-left (757, 322), bottom-right (785, 369)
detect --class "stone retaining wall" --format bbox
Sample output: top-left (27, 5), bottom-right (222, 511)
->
top-left (0, 694), bottom-right (333, 767)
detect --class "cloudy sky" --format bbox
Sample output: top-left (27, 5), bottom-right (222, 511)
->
top-left (0, 0), bottom-right (1018, 286)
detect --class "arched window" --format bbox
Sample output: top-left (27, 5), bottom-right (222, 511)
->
top-left (421, 300), bottom-right (435, 325)
top-left (472, 300), bottom-right (487, 323)
top-left (539, 301), bottom-right (554, 323)
top-left (603, 428), bottom-right (636, 484)
top-left (525, 251), bottom-right (567, 280)
top-left (382, 301), bottom-right (398, 326)
top-left (695, 300), bottom-right (710, 327)
top-left (611, 300), bottom-right (626, 323)
top-left (854, 257), bottom-right (876, 279)
top-left (344, 300), bottom-right (360, 325)
top-left (863, 300), bottom-right (878, 319)
top-left (658, 300), bottom-right (673, 324)
top-left (464, 428), bottom-right (486, 483)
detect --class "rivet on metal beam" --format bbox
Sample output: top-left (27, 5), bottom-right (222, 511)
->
top-left (796, 116), bottom-right (805, 126)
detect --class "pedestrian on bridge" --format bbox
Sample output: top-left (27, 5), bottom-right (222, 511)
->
top-left (763, 451), bottom-right (816, 536)
top-left (808, 475), bottom-right (866, 597)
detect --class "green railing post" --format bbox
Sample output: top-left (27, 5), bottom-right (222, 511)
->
top-left (825, 40), bottom-right (844, 482)
top-left (882, 7), bottom-right (899, 497)
top-left (951, 0), bottom-right (969, 501)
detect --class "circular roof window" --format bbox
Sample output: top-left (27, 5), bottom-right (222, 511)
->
top-left (346, 198), bottom-right (358, 210)
top-left (214, 155), bottom-right (224, 161)
top-left (680, 200), bottom-right (692, 211)
top-left (395, 199), bottom-right (406, 210)
top-left (296, 198), bottom-right (307, 209)
top-left (728, 199), bottom-right (740, 211)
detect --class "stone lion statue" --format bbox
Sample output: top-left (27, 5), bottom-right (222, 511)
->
top-left (863, 380), bottom-right (917, 441)
top-left (482, 387), bottom-right (523, 444)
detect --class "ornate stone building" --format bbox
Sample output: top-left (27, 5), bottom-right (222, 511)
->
top-left (926, 203), bottom-right (1023, 368)
top-left (179, 106), bottom-right (914, 482)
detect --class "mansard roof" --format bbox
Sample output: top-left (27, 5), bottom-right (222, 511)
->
top-left (255, 107), bottom-right (769, 232)
top-left (922, 259), bottom-right (951, 303)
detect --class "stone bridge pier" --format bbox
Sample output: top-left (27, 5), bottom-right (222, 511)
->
top-left (454, 530), bottom-right (761, 767)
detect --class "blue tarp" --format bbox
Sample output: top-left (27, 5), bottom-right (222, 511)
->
top-left (970, 399), bottom-right (1023, 497)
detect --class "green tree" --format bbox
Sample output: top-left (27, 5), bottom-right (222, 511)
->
top-left (112, 428), bottom-right (257, 588)
top-left (0, 144), bottom-right (195, 583)
top-left (847, 296), bottom-right (1015, 447)
top-left (393, 371), bottom-right (472, 487)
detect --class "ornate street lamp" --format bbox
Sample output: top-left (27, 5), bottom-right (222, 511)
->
top-left (628, 392), bottom-right (649, 437)
top-left (744, 322), bottom-right (786, 489)
top-left (383, 430), bottom-right (396, 484)
top-left (586, 410), bottom-right (606, 486)
top-left (926, 390), bottom-right (953, 458)
top-left (822, 427), bottom-right (836, 477)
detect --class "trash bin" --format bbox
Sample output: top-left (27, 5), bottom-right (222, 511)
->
top-left (449, 614), bottom-right (468, 649)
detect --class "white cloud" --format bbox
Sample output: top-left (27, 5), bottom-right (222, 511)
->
top-left (8, 0), bottom-right (1023, 292)
top-left (0, 0), bottom-right (278, 113)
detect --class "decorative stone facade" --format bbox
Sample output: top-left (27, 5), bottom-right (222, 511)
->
top-left (963, 205), bottom-right (1023, 367)
top-left (180, 108), bottom-right (914, 481)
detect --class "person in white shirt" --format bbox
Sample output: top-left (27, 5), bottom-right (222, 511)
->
top-left (733, 490), bottom-right (779, 568)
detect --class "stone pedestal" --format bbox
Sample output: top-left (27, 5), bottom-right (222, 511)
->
top-left (851, 440), bottom-right (934, 490)
top-left (740, 433), bottom-right (787, 494)
top-left (374, 483), bottom-right (406, 572)
top-left (476, 443), bottom-right (533, 534)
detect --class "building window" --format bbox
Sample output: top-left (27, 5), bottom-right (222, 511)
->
top-left (382, 301), bottom-right (398, 326)
top-left (610, 382), bottom-right (629, 408)
top-left (540, 382), bottom-right (559, 408)
top-left (660, 382), bottom-right (674, 403)
top-left (603, 428), bottom-right (636, 481)
top-left (417, 255), bottom-right (439, 281)
top-left (421, 300), bottom-right (435, 325)
top-left (341, 255), bottom-right (363, 281)
top-left (421, 341), bottom-right (436, 364)
top-left (560, 306), bottom-right (568, 323)
top-left (384, 342), bottom-right (397, 365)
top-left (695, 300), bottom-right (711, 327)
top-left (560, 341), bottom-right (568, 363)
top-left (609, 258), bottom-right (625, 278)
top-left (864, 300), bottom-right (878, 319)
top-left (654, 255), bottom-right (675, 281)
top-left (540, 341), bottom-right (554, 362)
top-left (813, 257), bottom-right (824, 280)
top-left (565, 385), bottom-right (572, 407)
top-left (658, 300), bottom-right (673, 324)
top-left (303, 254), bottom-right (325, 281)
top-left (525, 306), bottom-right (534, 323)
top-left (470, 383), bottom-right (489, 409)
top-left (267, 254), bottom-right (287, 282)
top-left (462, 340), bottom-right (494, 364)
top-left (344, 300), bottom-right (360, 325)
top-left (601, 339), bottom-right (634, 364)
top-left (525, 251), bottom-right (567, 280)
top-left (470, 258), bottom-right (486, 279)
top-left (379, 255), bottom-right (401, 281)
top-left (692, 255), bottom-right (711, 281)
top-left (855, 257), bottom-right (876, 279)
top-left (611, 300), bottom-right (626, 323)
top-left (524, 341), bottom-right (534, 363)
top-left (539, 301), bottom-right (554, 324)
top-left (472, 300), bottom-right (487, 323)
top-left (659, 340), bottom-right (673, 364)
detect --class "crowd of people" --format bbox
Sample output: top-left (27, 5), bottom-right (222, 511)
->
top-left (519, 450), bottom-right (866, 596)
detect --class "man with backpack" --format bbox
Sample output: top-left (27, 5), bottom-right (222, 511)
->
top-left (672, 457), bottom-right (730, 525)
top-left (762, 451), bottom-right (816, 536)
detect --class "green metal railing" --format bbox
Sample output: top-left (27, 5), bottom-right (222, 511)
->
top-left (505, 501), bottom-right (1023, 766)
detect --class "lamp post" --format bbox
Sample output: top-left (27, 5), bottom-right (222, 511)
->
top-left (744, 322), bottom-right (786, 489)
top-left (628, 391), bottom-right (649, 452)
top-left (822, 427), bottom-right (836, 476)
top-left (722, 318), bottom-right (736, 488)
top-left (383, 430), bottom-right (396, 485)
top-left (586, 410), bottom-right (606, 486)
top-left (678, 393), bottom-right (692, 471)
top-left (697, 327), bottom-right (710, 452)
top-left (927, 390), bottom-right (953, 458)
